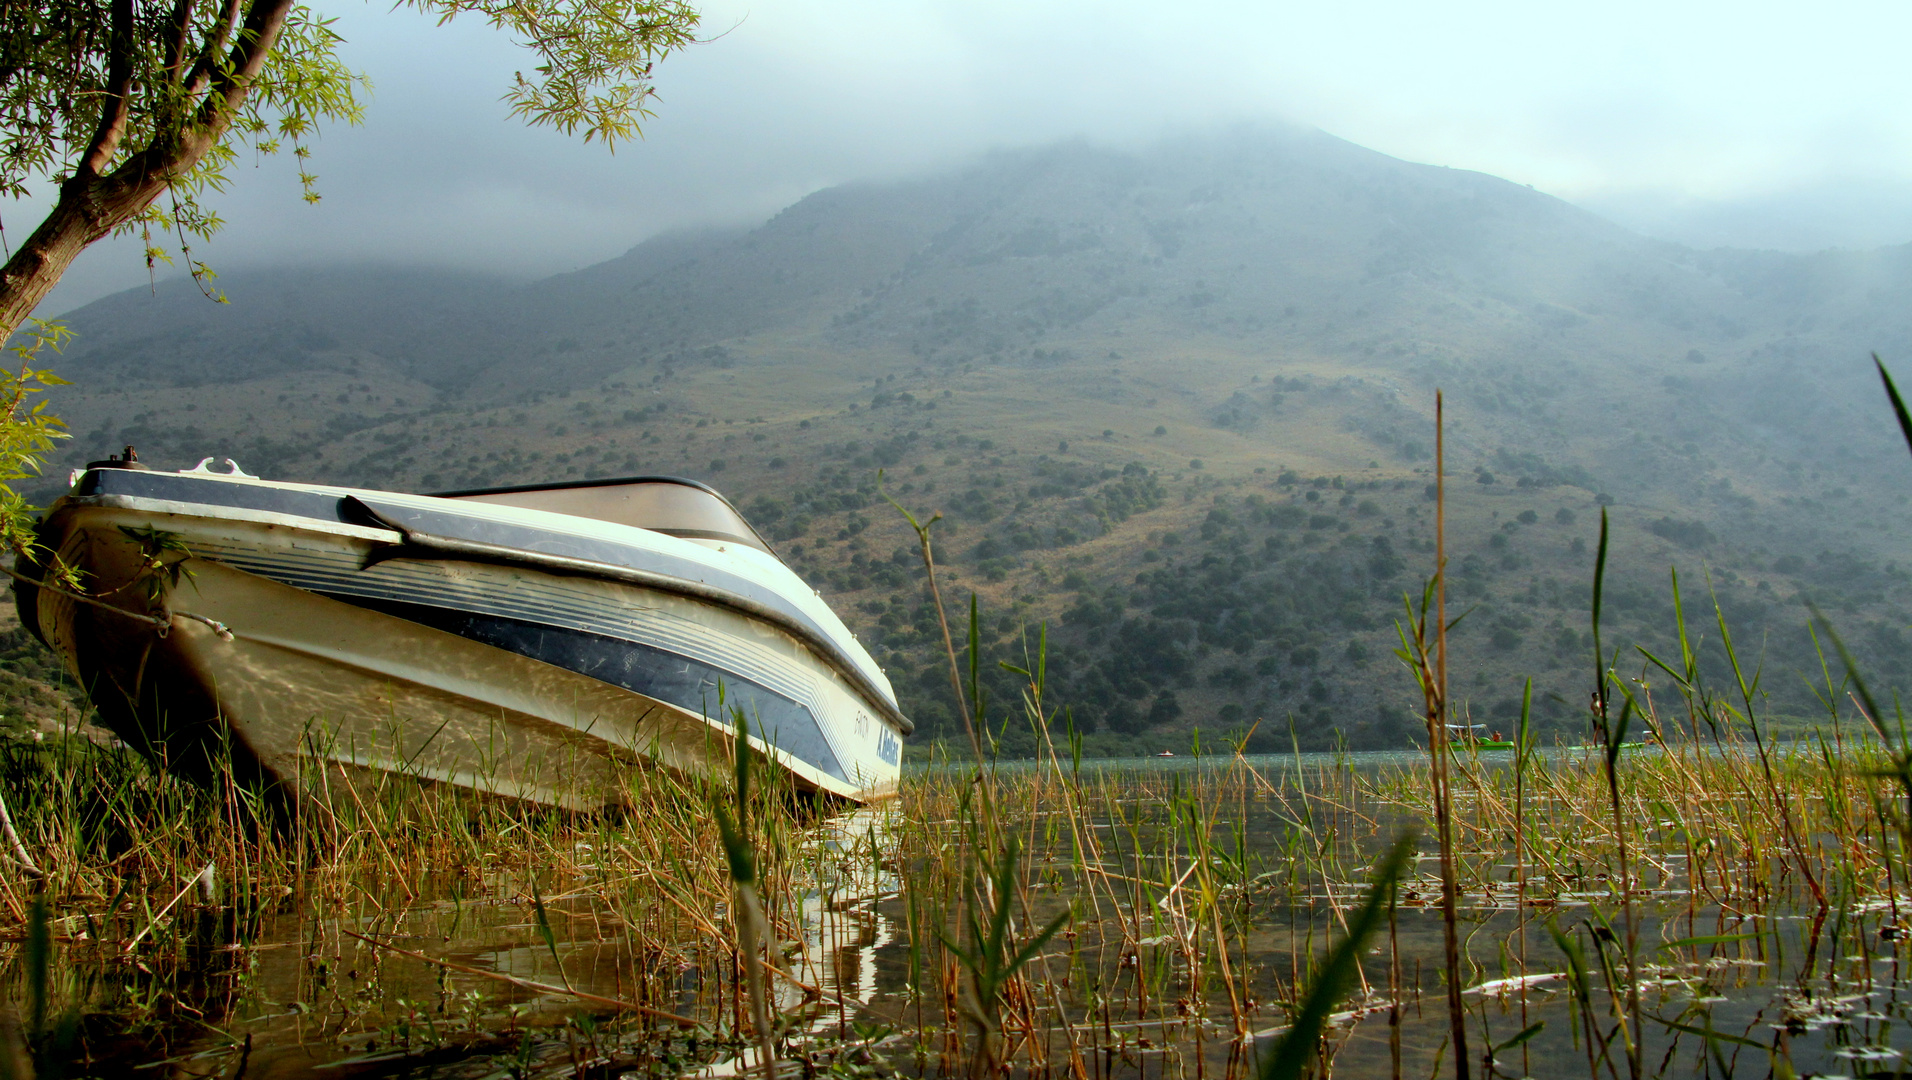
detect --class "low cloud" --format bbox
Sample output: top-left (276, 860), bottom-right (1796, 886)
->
top-left (36, 0), bottom-right (1912, 314)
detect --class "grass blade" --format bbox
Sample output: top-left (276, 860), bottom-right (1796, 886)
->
top-left (1258, 832), bottom-right (1415, 1080)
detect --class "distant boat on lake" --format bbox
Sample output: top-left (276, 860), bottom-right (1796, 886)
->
top-left (1446, 722), bottom-right (1515, 752)
top-left (17, 453), bottom-right (908, 808)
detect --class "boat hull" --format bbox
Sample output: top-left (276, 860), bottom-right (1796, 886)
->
top-left (28, 476), bottom-right (904, 807)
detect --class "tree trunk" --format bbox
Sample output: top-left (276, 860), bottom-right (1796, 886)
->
top-left (0, 173), bottom-right (170, 335)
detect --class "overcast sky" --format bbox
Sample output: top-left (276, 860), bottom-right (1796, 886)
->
top-left (35, 0), bottom-right (1912, 313)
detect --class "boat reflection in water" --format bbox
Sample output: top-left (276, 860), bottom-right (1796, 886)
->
top-left (707, 804), bottom-right (903, 1078)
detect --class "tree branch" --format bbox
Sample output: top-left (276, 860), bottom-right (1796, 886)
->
top-left (74, 0), bottom-right (133, 178)
top-left (203, 0), bottom-right (295, 116)
top-left (165, 0), bottom-right (196, 81)
top-left (106, 0), bottom-right (294, 205)
top-left (181, 0), bottom-right (250, 101)
top-left (0, 0), bottom-right (300, 329)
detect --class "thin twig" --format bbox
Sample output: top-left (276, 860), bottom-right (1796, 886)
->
top-left (124, 862), bottom-right (214, 951)
top-left (1, 563), bottom-right (169, 630)
top-left (0, 793), bottom-right (38, 879)
top-left (0, 791), bottom-right (36, 883)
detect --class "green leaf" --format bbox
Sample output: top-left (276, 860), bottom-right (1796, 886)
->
top-left (1258, 833), bottom-right (1415, 1080)
top-left (529, 885), bottom-right (570, 988)
top-left (1004, 909), bottom-right (1071, 975)
top-left (1649, 1016), bottom-right (1770, 1051)
top-left (1489, 1021), bottom-right (1545, 1056)
top-left (1876, 354), bottom-right (1912, 457)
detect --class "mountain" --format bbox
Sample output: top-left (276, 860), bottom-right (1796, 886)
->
top-left (20, 125), bottom-right (1912, 753)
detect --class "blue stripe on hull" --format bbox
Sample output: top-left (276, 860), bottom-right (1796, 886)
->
top-left (206, 544), bottom-right (825, 710)
top-left (175, 540), bottom-right (850, 785)
top-left (326, 595), bottom-right (850, 784)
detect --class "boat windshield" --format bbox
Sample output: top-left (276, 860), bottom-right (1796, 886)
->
top-left (436, 476), bottom-right (775, 555)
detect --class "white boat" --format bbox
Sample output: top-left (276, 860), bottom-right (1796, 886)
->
top-left (15, 456), bottom-right (909, 808)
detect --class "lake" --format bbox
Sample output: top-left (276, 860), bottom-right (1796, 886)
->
top-left (0, 742), bottom-right (1899, 1079)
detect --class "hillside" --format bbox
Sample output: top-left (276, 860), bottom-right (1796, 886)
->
top-left (18, 125), bottom-right (1912, 753)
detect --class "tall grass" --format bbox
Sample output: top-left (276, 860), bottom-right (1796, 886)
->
top-left (0, 682), bottom-right (1905, 1077)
